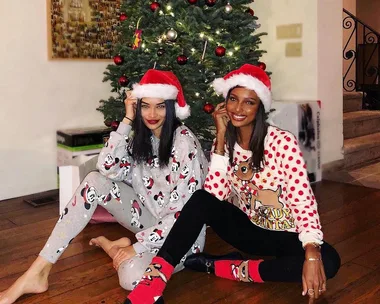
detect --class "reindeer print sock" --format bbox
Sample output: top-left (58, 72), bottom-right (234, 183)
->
top-left (126, 256), bottom-right (174, 304)
top-left (215, 259), bottom-right (264, 283)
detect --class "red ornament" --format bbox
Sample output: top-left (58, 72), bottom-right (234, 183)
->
top-left (111, 121), bottom-right (120, 131)
top-left (150, 2), bottom-right (161, 12)
top-left (119, 13), bottom-right (127, 22)
top-left (118, 75), bottom-right (129, 86)
top-left (188, 0), bottom-right (197, 4)
top-left (258, 61), bottom-right (266, 70)
top-left (205, 0), bottom-right (216, 7)
top-left (113, 55), bottom-right (124, 65)
top-left (203, 103), bottom-right (215, 114)
top-left (215, 46), bottom-right (226, 57)
top-left (247, 8), bottom-right (254, 16)
top-left (104, 120), bottom-right (112, 127)
top-left (177, 55), bottom-right (188, 65)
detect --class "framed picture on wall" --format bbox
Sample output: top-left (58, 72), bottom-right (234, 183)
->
top-left (47, 0), bottom-right (121, 60)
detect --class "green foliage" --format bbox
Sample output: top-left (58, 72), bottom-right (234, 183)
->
top-left (97, 0), bottom-right (266, 141)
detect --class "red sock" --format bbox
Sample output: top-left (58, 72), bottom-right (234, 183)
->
top-left (214, 259), bottom-right (264, 283)
top-left (127, 256), bottom-right (174, 304)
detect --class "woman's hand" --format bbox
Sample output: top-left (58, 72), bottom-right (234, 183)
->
top-left (112, 245), bottom-right (136, 270)
top-left (302, 245), bottom-right (326, 303)
top-left (212, 102), bottom-right (230, 139)
top-left (124, 90), bottom-right (138, 122)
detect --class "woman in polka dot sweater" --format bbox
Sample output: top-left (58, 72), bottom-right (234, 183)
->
top-left (124, 64), bottom-right (340, 304)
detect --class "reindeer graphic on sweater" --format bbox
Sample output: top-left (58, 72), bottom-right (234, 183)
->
top-left (234, 158), bottom-right (295, 230)
top-left (235, 159), bottom-right (283, 212)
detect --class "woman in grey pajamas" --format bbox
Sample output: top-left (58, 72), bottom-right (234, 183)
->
top-left (0, 69), bottom-right (208, 304)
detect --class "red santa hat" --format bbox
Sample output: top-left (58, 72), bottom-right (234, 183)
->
top-left (154, 229), bottom-right (163, 237)
top-left (212, 64), bottom-right (272, 112)
top-left (132, 200), bottom-right (142, 215)
top-left (132, 69), bottom-right (190, 120)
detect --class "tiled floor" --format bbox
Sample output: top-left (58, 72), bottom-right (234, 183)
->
top-left (324, 160), bottom-right (380, 189)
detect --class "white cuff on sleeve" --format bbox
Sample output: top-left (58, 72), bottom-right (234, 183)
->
top-left (299, 232), bottom-right (324, 248)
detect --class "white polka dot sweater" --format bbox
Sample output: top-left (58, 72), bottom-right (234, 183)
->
top-left (204, 126), bottom-right (323, 247)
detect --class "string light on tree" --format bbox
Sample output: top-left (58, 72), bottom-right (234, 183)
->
top-left (205, 0), bottom-right (216, 7)
top-left (150, 1), bottom-right (160, 12)
top-left (119, 13), bottom-right (127, 22)
top-left (113, 55), bottom-right (124, 65)
top-left (157, 48), bottom-right (165, 56)
top-left (225, 2), bottom-right (232, 13)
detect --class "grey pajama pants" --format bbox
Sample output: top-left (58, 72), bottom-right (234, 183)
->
top-left (39, 171), bottom-right (197, 290)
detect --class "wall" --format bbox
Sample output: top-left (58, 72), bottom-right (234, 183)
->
top-left (253, 0), bottom-right (343, 164)
top-left (343, 0), bottom-right (356, 16)
top-left (317, 0), bottom-right (344, 164)
top-left (357, 0), bottom-right (380, 32)
top-left (0, 0), bottom-right (111, 200)
top-left (252, 0), bottom-right (318, 101)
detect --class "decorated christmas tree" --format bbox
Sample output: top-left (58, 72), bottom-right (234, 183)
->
top-left (97, 0), bottom-right (266, 143)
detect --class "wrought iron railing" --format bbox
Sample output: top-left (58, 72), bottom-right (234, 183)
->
top-left (343, 9), bottom-right (380, 108)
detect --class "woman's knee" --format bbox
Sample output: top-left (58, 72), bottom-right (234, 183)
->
top-left (185, 189), bottom-right (216, 210)
top-left (117, 254), bottom-right (153, 291)
top-left (323, 244), bottom-right (341, 279)
top-left (118, 268), bottom-right (143, 291)
top-left (84, 171), bottom-right (102, 182)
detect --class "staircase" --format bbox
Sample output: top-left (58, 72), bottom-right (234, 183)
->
top-left (343, 9), bottom-right (380, 169)
top-left (344, 92), bottom-right (380, 167)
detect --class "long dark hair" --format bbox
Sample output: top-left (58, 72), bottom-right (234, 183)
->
top-left (131, 99), bottom-right (181, 167)
top-left (225, 87), bottom-right (269, 172)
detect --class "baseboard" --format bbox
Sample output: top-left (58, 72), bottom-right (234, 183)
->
top-left (322, 159), bottom-right (345, 174)
top-left (0, 189), bottom-right (59, 203)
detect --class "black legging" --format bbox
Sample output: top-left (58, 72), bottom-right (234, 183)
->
top-left (158, 189), bottom-right (340, 282)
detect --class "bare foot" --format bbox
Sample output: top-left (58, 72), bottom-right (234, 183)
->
top-left (89, 236), bottom-right (131, 259)
top-left (0, 264), bottom-right (50, 304)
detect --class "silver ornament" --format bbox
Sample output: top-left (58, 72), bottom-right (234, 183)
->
top-left (166, 29), bottom-right (178, 41)
top-left (225, 3), bottom-right (232, 13)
